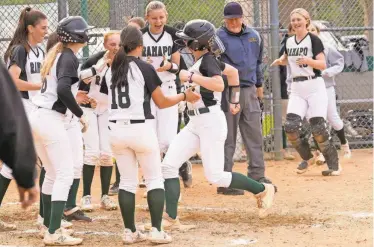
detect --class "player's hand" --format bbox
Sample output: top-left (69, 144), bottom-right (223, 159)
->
top-left (89, 98), bottom-right (97, 109)
top-left (179, 69), bottom-right (190, 82)
top-left (184, 87), bottom-right (201, 103)
top-left (230, 103), bottom-right (240, 115)
top-left (296, 56), bottom-right (311, 66)
top-left (256, 87), bottom-right (264, 100)
top-left (76, 91), bottom-right (90, 104)
top-left (79, 114), bottom-right (89, 133)
top-left (18, 185), bottom-right (39, 209)
top-left (270, 58), bottom-right (282, 67)
top-left (156, 55), bottom-right (172, 72)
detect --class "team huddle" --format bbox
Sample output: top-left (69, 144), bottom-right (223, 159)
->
top-left (0, 0), bottom-right (351, 246)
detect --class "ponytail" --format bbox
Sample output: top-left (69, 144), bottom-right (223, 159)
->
top-left (111, 46), bottom-right (130, 88)
top-left (4, 7), bottom-right (47, 62)
top-left (41, 42), bottom-right (64, 80)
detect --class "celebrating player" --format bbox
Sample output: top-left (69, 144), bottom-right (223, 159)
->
top-left (108, 25), bottom-right (200, 244)
top-left (271, 8), bottom-right (341, 176)
top-left (30, 16), bottom-right (92, 245)
top-left (294, 21), bottom-right (351, 171)
top-left (79, 30), bottom-right (120, 213)
top-left (159, 20), bottom-right (276, 230)
top-left (0, 7), bottom-right (47, 231)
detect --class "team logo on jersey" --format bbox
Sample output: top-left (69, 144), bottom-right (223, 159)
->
top-left (142, 46), bottom-right (172, 57)
top-left (30, 62), bottom-right (41, 74)
top-left (287, 47), bottom-right (308, 56)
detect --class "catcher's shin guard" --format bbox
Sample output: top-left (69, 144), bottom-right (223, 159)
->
top-left (284, 113), bottom-right (313, 161)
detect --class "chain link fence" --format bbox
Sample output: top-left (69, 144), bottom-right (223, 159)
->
top-left (0, 0), bottom-right (372, 161)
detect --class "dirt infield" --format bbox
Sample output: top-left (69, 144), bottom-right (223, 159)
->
top-left (0, 149), bottom-right (372, 247)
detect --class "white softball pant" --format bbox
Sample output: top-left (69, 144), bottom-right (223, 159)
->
top-left (151, 79), bottom-right (178, 154)
top-left (64, 115), bottom-right (84, 179)
top-left (1, 99), bottom-right (37, 179)
top-left (109, 120), bottom-right (164, 194)
top-left (162, 106), bottom-right (232, 187)
top-left (306, 86), bottom-right (343, 130)
top-left (287, 77), bottom-right (328, 119)
top-left (30, 108), bottom-right (74, 201)
top-left (82, 108), bottom-right (112, 166)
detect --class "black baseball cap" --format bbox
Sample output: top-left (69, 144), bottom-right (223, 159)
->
top-left (224, 2), bottom-right (243, 19)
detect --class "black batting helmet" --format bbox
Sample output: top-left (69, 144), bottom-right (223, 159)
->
top-left (176, 19), bottom-right (225, 57)
top-left (57, 16), bottom-right (94, 43)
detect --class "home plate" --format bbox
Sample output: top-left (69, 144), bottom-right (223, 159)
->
top-left (229, 238), bottom-right (258, 245)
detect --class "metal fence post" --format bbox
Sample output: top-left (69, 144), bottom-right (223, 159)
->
top-left (269, 0), bottom-right (282, 160)
top-left (109, 0), bottom-right (117, 30)
top-left (81, 0), bottom-right (89, 59)
top-left (57, 0), bottom-right (67, 21)
top-left (138, 0), bottom-right (145, 18)
top-left (253, 0), bottom-right (260, 27)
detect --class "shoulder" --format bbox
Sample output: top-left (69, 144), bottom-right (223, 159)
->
top-left (11, 44), bottom-right (27, 57)
top-left (58, 49), bottom-right (78, 66)
top-left (200, 53), bottom-right (221, 72)
top-left (82, 51), bottom-right (106, 69)
top-left (133, 58), bottom-right (156, 72)
top-left (164, 25), bottom-right (178, 34)
top-left (141, 26), bottom-right (148, 34)
top-left (216, 27), bottom-right (228, 38)
top-left (308, 32), bottom-right (322, 43)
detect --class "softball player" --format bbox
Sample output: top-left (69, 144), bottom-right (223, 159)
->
top-left (108, 25), bottom-right (199, 244)
top-left (159, 20), bottom-right (276, 230)
top-left (30, 16), bottom-right (93, 245)
top-left (79, 31), bottom-right (119, 212)
top-left (0, 7), bottom-right (47, 231)
top-left (272, 8), bottom-right (341, 176)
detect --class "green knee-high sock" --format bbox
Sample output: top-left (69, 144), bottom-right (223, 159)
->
top-left (39, 167), bottom-right (46, 217)
top-left (83, 164), bottom-right (95, 196)
top-left (49, 201), bottom-right (66, 234)
top-left (0, 174), bottom-right (11, 206)
top-left (100, 166), bottom-right (113, 196)
top-left (147, 189), bottom-right (165, 231)
top-left (65, 179), bottom-right (80, 210)
top-left (164, 178), bottom-right (180, 219)
top-left (42, 194), bottom-right (52, 227)
top-left (118, 190), bottom-right (136, 232)
top-left (229, 172), bottom-right (265, 194)
top-left (115, 162), bottom-right (120, 185)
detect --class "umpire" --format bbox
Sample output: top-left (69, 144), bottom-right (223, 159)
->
top-left (217, 2), bottom-right (273, 195)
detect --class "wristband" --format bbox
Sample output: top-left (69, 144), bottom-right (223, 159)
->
top-left (182, 92), bottom-right (186, 101)
top-left (188, 72), bottom-right (194, 84)
top-left (167, 62), bottom-right (179, 74)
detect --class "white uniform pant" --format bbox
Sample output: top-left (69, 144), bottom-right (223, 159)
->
top-left (1, 99), bottom-right (37, 179)
top-left (82, 108), bottom-right (112, 166)
top-left (109, 120), bottom-right (164, 194)
top-left (287, 77), bottom-right (328, 119)
top-left (64, 116), bottom-right (84, 179)
top-left (30, 108), bottom-right (74, 201)
top-left (162, 107), bottom-right (232, 187)
top-left (306, 86), bottom-right (343, 130)
top-left (151, 80), bottom-right (178, 154)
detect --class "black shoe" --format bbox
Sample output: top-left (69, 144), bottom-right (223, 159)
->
top-left (217, 187), bottom-right (244, 195)
top-left (179, 161), bottom-right (192, 188)
top-left (109, 182), bottom-right (119, 196)
top-left (296, 160), bottom-right (308, 174)
top-left (257, 177), bottom-right (278, 193)
top-left (64, 208), bottom-right (92, 222)
top-left (189, 154), bottom-right (202, 164)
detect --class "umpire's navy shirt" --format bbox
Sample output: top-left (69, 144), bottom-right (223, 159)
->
top-left (217, 24), bottom-right (264, 88)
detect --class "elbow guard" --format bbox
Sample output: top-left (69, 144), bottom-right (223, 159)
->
top-left (228, 85), bottom-right (240, 104)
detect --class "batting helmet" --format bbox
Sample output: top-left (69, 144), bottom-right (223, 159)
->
top-left (57, 16), bottom-right (94, 43)
top-left (176, 19), bottom-right (225, 57)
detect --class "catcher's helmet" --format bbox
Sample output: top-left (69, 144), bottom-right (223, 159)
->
top-left (57, 16), bottom-right (94, 43)
top-left (176, 19), bottom-right (225, 57)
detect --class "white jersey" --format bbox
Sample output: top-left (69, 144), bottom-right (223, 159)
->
top-left (141, 25), bottom-right (179, 82)
top-left (285, 32), bottom-right (324, 79)
top-left (108, 57), bottom-right (161, 121)
top-left (7, 44), bottom-right (44, 100)
top-left (32, 48), bottom-right (82, 116)
top-left (186, 53), bottom-right (222, 110)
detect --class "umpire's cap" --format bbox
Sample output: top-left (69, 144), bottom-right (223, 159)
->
top-left (57, 16), bottom-right (94, 43)
top-left (176, 19), bottom-right (225, 57)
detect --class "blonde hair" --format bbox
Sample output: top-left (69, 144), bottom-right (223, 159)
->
top-left (104, 30), bottom-right (120, 44)
top-left (287, 23), bottom-right (294, 35)
top-left (309, 21), bottom-right (321, 34)
top-left (145, 1), bottom-right (167, 16)
top-left (40, 42), bottom-right (64, 80)
top-left (290, 8), bottom-right (311, 28)
top-left (128, 17), bottom-right (146, 29)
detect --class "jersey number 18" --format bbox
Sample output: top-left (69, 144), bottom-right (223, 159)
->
top-left (111, 84), bottom-right (130, 109)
